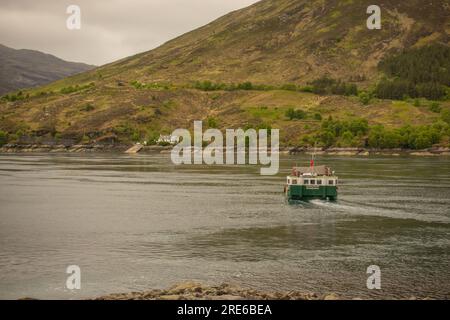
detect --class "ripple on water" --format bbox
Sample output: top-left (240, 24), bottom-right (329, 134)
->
top-left (0, 153), bottom-right (449, 299)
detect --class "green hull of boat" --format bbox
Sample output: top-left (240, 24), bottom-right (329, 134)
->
top-left (286, 185), bottom-right (337, 201)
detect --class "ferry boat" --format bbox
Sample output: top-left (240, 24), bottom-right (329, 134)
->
top-left (285, 157), bottom-right (338, 202)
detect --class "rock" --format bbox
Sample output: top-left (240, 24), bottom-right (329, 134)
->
top-left (410, 151), bottom-right (437, 156)
top-left (169, 281), bottom-right (203, 294)
top-left (324, 293), bottom-right (339, 300)
top-left (209, 295), bottom-right (244, 300)
top-left (158, 295), bottom-right (182, 300)
top-left (328, 151), bottom-right (359, 156)
top-left (360, 151), bottom-right (370, 156)
top-left (90, 282), bottom-right (427, 300)
top-left (193, 286), bottom-right (203, 293)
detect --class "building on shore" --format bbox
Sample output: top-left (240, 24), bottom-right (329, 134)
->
top-left (157, 135), bottom-right (180, 145)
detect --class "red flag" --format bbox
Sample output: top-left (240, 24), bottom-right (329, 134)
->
top-left (310, 159), bottom-right (314, 167)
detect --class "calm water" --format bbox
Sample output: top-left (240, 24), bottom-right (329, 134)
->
top-left (0, 153), bottom-right (449, 299)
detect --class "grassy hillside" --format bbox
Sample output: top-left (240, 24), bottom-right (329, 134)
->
top-left (0, 0), bottom-right (449, 149)
top-left (51, 0), bottom-right (448, 86)
top-left (1, 82), bottom-right (448, 148)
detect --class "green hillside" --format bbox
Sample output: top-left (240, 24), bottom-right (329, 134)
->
top-left (1, 0), bottom-right (449, 149)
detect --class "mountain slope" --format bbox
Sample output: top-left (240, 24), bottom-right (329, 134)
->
top-left (89, 0), bottom-right (449, 85)
top-left (0, 0), bottom-right (449, 148)
top-left (0, 44), bottom-right (95, 95)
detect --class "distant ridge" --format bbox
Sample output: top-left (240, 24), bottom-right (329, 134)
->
top-left (0, 44), bottom-right (95, 95)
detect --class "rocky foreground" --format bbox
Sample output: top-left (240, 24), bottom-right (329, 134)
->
top-left (93, 282), bottom-right (343, 300)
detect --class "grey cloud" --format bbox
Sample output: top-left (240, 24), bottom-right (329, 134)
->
top-left (0, 0), bottom-right (258, 65)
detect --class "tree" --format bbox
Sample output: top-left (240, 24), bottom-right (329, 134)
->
top-left (320, 130), bottom-right (335, 147)
top-left (442, 109), bottom-right (450, 125)
top-left (207, 117), bottom-right (218, 128)
top-left (0, 130), bottom-right (7, 147)
top-left (429, 102), bottom-right (441, 113)
top-left (145, 129), bottom-right (159, 145)
top-left (348, 118), bottom-right (369, 136)
top-left (358, 91), bottom-right (372, 105)
top-left (413, 131), bottom-right (433, 149)
top-left (131, 131), bottom-right (141, 142)
top-left (237, 82), bottom-right (253, 90)
top-left (285, 108), bottom-right (306, 120)
top-left (368, 125), bottom-right (385, 148)
top-left (377, 44), bottom-right (449, 100)
top-left (379, 44), bottom-right (450, 86)
top-left (341, 131), bottom-right (354, 146)
top-left (280, 84), bottom-right (298, 91)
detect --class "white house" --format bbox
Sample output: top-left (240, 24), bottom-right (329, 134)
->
top-left (157, 134), bottom-right (180, 145)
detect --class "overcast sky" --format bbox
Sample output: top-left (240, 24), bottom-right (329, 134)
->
top-left (0, 0), bottom-right (259, 66)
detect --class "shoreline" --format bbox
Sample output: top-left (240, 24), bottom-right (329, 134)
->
top-left (90, 282), bottom-right (428, 301)
top-left (92, 282), bottom-right (327, 301)
top-left (1, 144), bottom-right (450, 157)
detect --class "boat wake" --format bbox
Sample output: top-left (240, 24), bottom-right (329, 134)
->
top-left (309, 199), bottom-right (450, 224)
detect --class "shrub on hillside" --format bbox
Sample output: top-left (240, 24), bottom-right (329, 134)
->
top-left (441, 109), bottom-right (450, 125)
top-left (429, 102), bottom-right (441, 113)
top-left (60, 82), bottom-right (95, 94)
top-left (236, 82), bottom-right (254, 90)
top-left (0, 130), bottom-right (7, 146)
top-left (1, 91), bottom-right (28, 102)
top-left (308, 76), bottom-right (357, 96)
top-left (286, 108), bottom-right (306, 120)
top-left (80, 103), bottom-right (95, 112)
top-left (279, 84), bottom-right (298, 91)
top-left (358, 91), bottom-right (372, 105)
top-left (314, 113), bottom-right (322, 121)
top-left (207, 117), bottom-right (218, 128)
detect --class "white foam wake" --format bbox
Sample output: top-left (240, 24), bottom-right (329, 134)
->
top-left (309, 199), bottom-right (450, 224)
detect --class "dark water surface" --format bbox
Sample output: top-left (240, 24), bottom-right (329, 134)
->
top-left (0, 153), bottom-right (449, 299)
